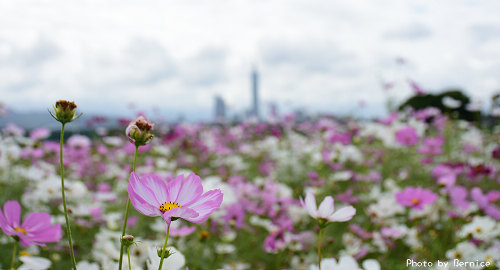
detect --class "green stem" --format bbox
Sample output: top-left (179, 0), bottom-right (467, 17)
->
top-left (118, 145), bottom-right (139, 270)
top-left (318, 228), bottom-right (322, 270)
top-left (10, 240), bottom-right (17, 270)
top-left (127, 246), bottom-right (132, 270)
top-left (133, 148), bottom-right (138, 172)
top-left (158, 225), bottom-right (171, 270)
top-left (276, 251), bottom-right (282, 269)
top-left (211, 253), bottom-right (219, 269)
top-left (60, 123), bottom-right (78, 270)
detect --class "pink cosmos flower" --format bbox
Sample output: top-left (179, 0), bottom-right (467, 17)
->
top-left (337, 189), bottom-right (360, 204)
top-left (448, 186), bottom-right (470, 210)
top-left (4, 123), bottom-right (24, 136)
top-left (381, 227), bottom-right (404, 238)
top-left (29, 127), bottom-right (51, 141)
top-left (436, 174), bottom-right (457, 187)
top-left (492, 146), bottom-right (500, 160)
top-left (300, 192), bottom-right (356, 223)
top-left (379, 112), bottom-right (398, 125)
top-left (395, 127), bottom-right (419, 146)
top-left (413, 107), bottom-right (441, 121)
top-left (0, 201), bottom-right (62, 247)
top-left (418, 136), bottom-right (444, 156)
top-left (471, 188), bottom-right (500, 221)
top-left (328, 132), bottom-right (352, 145)
top-left (395, 187), bottom-right (438, 210)
top-left (67, 134), bottom-right (92, 150)
top-left (128, 172), bottom-right (223, 225)
top-left (349, 224), bottom-right (372, 240)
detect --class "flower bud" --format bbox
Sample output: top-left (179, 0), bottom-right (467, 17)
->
top-left (121, 235), bottom-right (135, 247)
top-left (157, 247), bottom-right (174, 259)
top-left (49, 100), bottom-right (83, 124)
top-left (126, 116), bottom-right (154, 146)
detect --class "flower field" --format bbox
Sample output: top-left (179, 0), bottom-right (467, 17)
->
top-left (0, 108), bottom-right (499, 270)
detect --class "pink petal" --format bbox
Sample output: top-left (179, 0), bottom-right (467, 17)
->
top-left (29, 224), bottom-right (62, 244)
top-left (304, 192), bottom-right (318, 218)
top-left (18, 235), bottom-right (38, 248)
top-left (128, 173), bottom-right (160, 207)
top-left (22, 212), bottom-right (52, 232)
top-left (166, 174), bottom-right (185, 204)
top-left (184, 201), bottom-right (220, 223)
top-left (184, 189), bottom-right (222, 209)
top-left (394, 192), bottom-right (405, 205)
top-left (0, 208), bottom-right (11, 233)
top-left (175, 173), bottom-right (204, 205)
top-left (4, 201), bottom-right (21, 228)
top-left (328, 206), bottom-right (356, 222)
top-left (162, 207), bottom-right (199, 226)
top-left (438, 174), bottom-right (456, 187)
top-left (128, 186), bottom-right (161, 217)
top-left (183, 190), bottom-right (223, 223)
top-left (317, 196), bottom-right (334, 218)
top-left (125, 124), bottom-right (137, 143)
top-left (139, 174), bottom-right (169, 203)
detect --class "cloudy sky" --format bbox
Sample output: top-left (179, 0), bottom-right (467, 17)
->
top-left (1, 0), bottom-right (500, 121)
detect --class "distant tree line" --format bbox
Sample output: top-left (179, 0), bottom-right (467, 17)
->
top-left (399, 89), bottom-right (499, 127)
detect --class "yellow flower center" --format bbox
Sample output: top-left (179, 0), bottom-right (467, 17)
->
top-left (475, 227), bottom-right (482, 233)
top-left (411, 198), bottom-right (419, 205)
top-left (19, 251), bottom-right (30, 257)
top-left (159, 201), bottom-right (181, 213)
top-left (15, 227), bottom-right (27, 235)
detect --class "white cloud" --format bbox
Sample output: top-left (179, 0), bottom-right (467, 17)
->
top-left (0, 0), bottom-right (499, 121)
top-left (384, 23), bottom-right (432, 40)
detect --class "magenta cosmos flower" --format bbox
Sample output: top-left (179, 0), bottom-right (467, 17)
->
top-left (0, 201), bottom-right (62, 247)
top-left (395, 127), bottom-right (419, 146)
top-left (395, 187), bottom-right (438, 210)
top-left (128, 172), bottom-right (223, 225)
top-left (300, 192), bottom-right (356, 223)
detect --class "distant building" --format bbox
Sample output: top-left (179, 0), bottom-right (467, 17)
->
top-left (214, 95), bottom-right (226, 121)
top-left (251, 68), bottom-right (260, 119)
top-left (269, 102), bottom-right (279, 118)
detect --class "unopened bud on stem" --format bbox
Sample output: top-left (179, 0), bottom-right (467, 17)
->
top-left (126, 116), bottom-right (154, 146)
top-left (157, 247), bottom-right (174, 259)
top-left (49, 100), bottom-right (83, 124)
top-left (121, 235), bottom-right (135, 247)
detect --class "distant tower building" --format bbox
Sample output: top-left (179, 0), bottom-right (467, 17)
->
top-left (214, 95), bottom-right (226, 121)
top-left (269, 102), bottom-right (279, 118)
top-left (251, 68), bottom-right (260, 119)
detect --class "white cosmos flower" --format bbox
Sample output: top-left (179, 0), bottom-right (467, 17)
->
top-left (459, 216), bottom-right (500, 241)
top-left (76, 261), bottom-right (100, 270)
top-left (446, 242), bottom-right (480, 261)
top-left (18, 256), bottom-right (51, 270)
top-left (300, 192), bottom-right (356, 223)
top-left (362, 259), bottom-right (381, 270)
